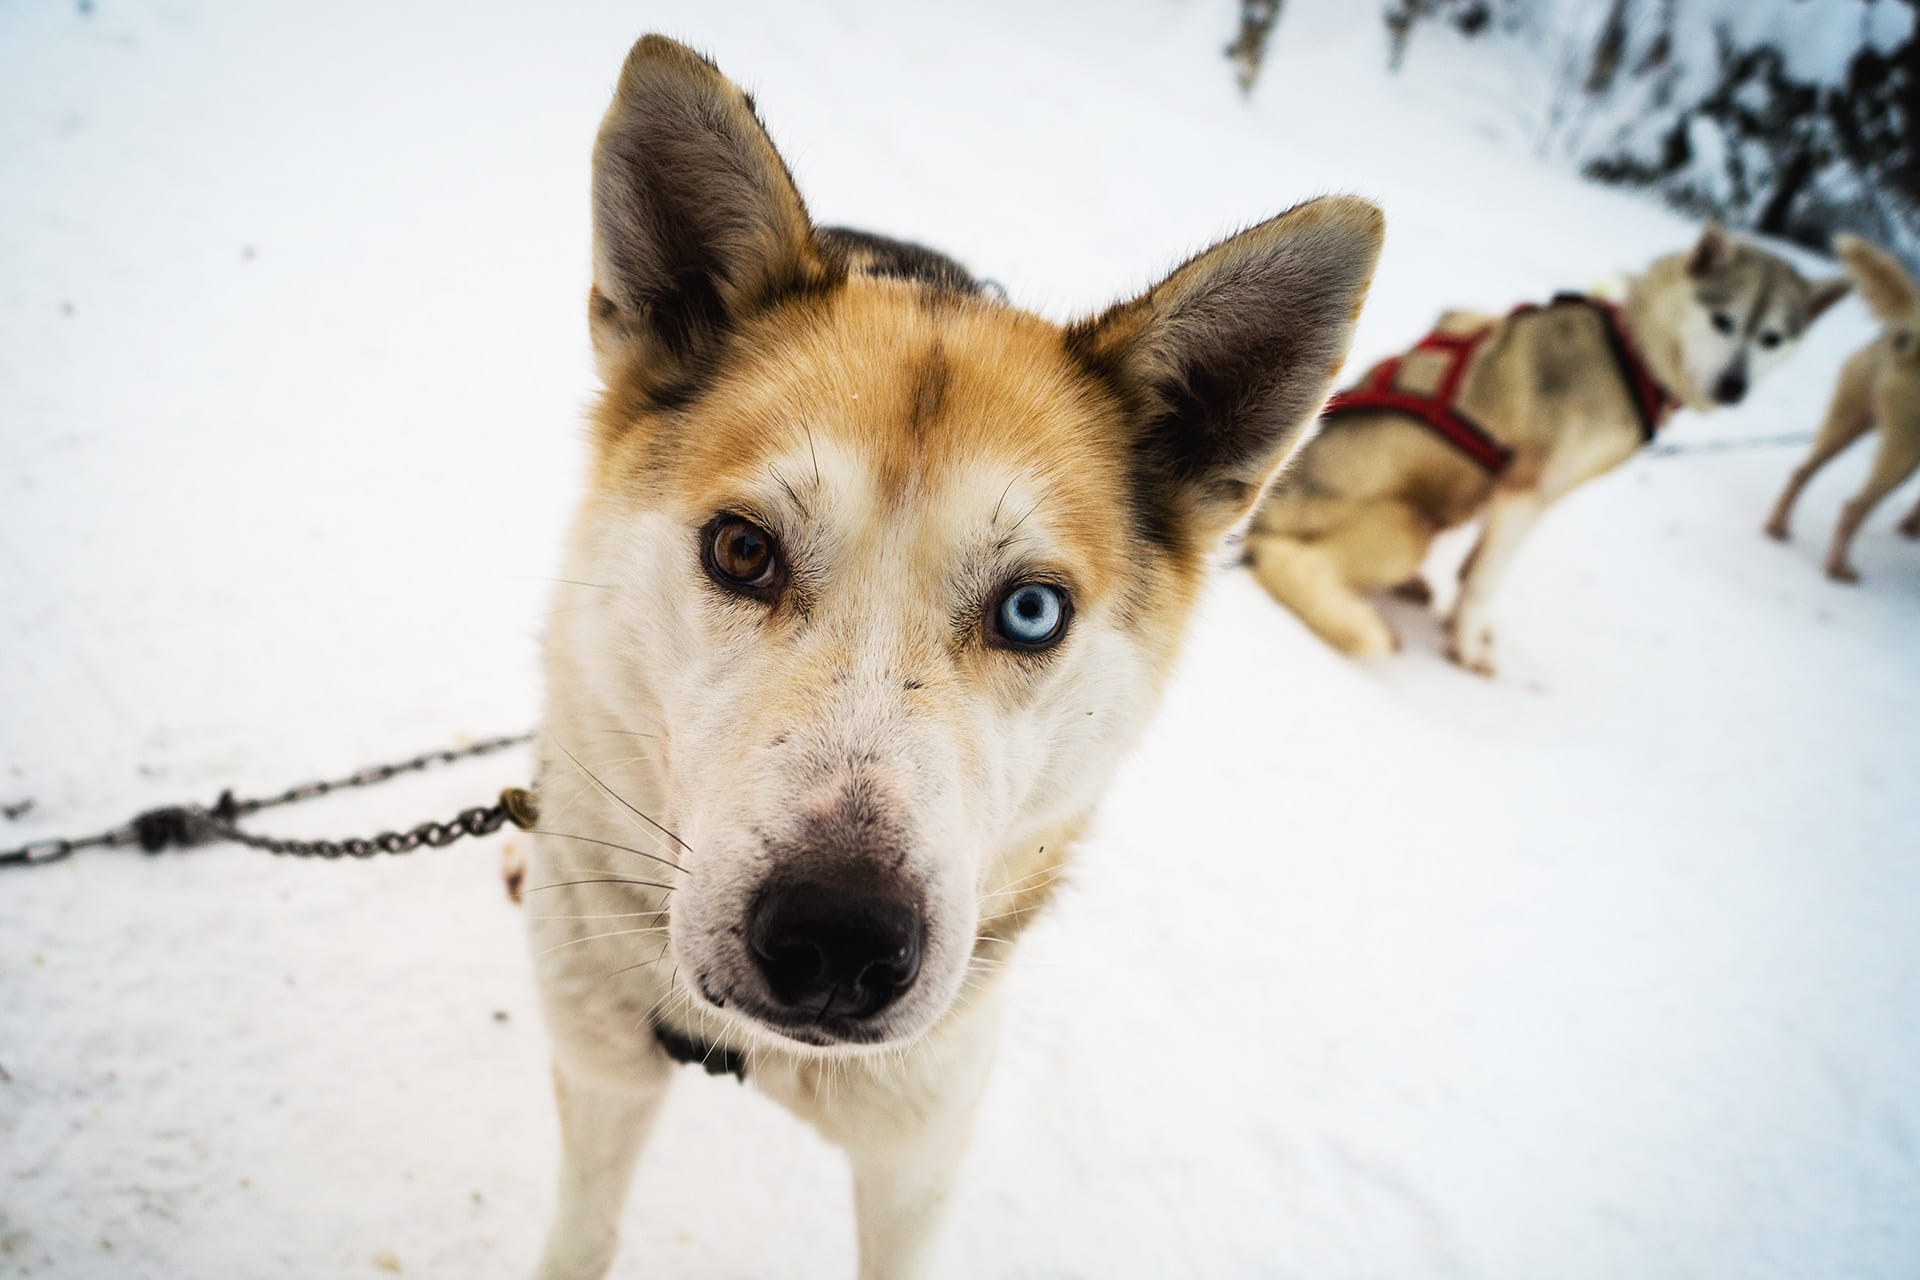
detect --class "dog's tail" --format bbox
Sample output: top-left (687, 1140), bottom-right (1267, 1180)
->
top-left (1834, 233), bottom-right (1918, 325)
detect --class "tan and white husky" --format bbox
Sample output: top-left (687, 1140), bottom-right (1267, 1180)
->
top-left (1764, 234), bottom-right (1920, 580)
top-left (523, 36), bottom-right (1382, 1279)
top-left (1245, 225), bottom-right (1848, 674)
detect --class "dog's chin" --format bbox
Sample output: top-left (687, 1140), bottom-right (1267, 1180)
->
top-left (681, 977), bottom-right (936, 1057)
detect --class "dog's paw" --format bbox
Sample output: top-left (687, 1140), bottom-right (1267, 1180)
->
top-left (1446, 626), bottom-right (1497, 677)
top-left (1340, 618), bottom-right (1400, 659)
top-left (1898, 514), bottom-right (1920, 541)
top-left (1762, 518), bottom-right (1790, 542)
top-left (1825, 560), bottom-right (1861, 585)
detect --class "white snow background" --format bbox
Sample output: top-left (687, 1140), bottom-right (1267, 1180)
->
top-left (2, 1), bottom-right (1917, 1277)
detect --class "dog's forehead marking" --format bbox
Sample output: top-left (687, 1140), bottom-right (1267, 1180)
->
top-left (648, 281), bottom-right (1135, 600)
top-left (1698, 252), bottom-right (1813, 336)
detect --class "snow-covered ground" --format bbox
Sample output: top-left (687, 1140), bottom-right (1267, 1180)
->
top-left (3, 2), bottom-right (1917, 1277)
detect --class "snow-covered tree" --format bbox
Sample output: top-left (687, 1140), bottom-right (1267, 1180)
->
top-left (1382, 0), bottom-right (1917, 260)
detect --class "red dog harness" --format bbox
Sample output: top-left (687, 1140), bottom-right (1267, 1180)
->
top-left (1321, 293), bottom-right (1678, 476)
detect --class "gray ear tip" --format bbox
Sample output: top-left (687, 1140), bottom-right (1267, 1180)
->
top-left (1279, 196), bottom-right (1387, 277)
top-left (615, 33), bottom-right (724, 99)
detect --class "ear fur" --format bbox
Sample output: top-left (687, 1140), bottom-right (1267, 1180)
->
top-left (589, 35), bottom-right (835, 386)
top-left (1066, 196), bottom-right (1385, 543)
top-left (1833, 233), bottom-right (1917, 325)
top-left (1686, 222), bottom-right (1731, 277)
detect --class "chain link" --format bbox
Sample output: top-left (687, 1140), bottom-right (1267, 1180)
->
top-left (1, 734), bottom-right (533, 870)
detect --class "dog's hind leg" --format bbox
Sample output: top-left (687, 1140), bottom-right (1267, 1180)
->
top-left (1246, 531), bottom-right (1398, 657)
top-left (1899, 490), bottom-right (1920, 540)
top-left (1826, 405), bottom-right (1920, 583)
top-left (1766, 354), bottom-right (1876, 542)
top-left (533, 1053), bottom-right (673, 1280)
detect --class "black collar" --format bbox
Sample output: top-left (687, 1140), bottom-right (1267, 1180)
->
top-left (653, 1020), bottom-right (747, 1081)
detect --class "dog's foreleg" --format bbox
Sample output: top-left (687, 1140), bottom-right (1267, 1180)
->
top-left (848, 1118), bottom-right (979, 1280)
top-left (772, 993), bottom-right (1002, 1280)
top-left (533, 1052), bottom-right (674, 1280)
top-left (1449, 486), bottom-right (1545, 676)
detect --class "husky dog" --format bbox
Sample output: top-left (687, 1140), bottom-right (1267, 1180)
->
top-left (523, 35), bottom-right (1382, 1279)
top-left (1245, 224), bottom-right (1848, 675)
top-left (1764, 234), bottom-right (1920, 580)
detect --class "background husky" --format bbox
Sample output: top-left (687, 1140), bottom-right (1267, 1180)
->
top-left (1244, 224), bottom-right (1849, 675)
top-left (1764, 235), bottom-right (1920, 581)
top-left (526, 35), bottom-right (1381, 1279)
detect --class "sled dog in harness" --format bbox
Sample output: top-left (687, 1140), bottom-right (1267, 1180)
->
top-left (1320, 292), bottom-right (1679, 475)
top-left (1245, 225), bottom-right (1851, 674)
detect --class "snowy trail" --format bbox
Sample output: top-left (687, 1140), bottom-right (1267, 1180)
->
top-left (3, 2), bottom-right (1917, 1278)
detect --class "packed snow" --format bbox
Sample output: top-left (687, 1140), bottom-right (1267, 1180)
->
top-left (3, 1), bottom-right (1916, 1277)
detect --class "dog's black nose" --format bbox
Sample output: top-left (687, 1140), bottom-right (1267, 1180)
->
top-left (748, 882), bottom-right (923, 1020)
top-left (1712, 368), bottom-right (1748, 405)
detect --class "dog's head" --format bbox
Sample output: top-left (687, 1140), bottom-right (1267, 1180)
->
top-left (1648, 223), bottom-right (1849, 409)
top-left (1836, 233), bottom-right (1920, 363)
top-left (554, 36), bottom-right (1381, 1050)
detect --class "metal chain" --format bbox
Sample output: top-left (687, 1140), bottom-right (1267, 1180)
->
top-left (1644, 430), bottom-right (1813, 459)
top-left (1, 733), bottom-right (534, 870)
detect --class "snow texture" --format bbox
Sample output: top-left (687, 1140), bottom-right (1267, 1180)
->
top-left (3, 1), bottom-right (1917, 1277)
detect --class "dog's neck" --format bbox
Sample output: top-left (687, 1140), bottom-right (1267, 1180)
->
top-left (1622, 270), bottom-right (1703, 412)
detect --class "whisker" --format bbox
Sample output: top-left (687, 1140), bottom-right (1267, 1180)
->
top-left (985, 863), bottom-right (1062, 893)
top-left (536, 926), bottom-right (669, 958)
top-left (523, 877), bottom-right (676, 893)
top-left (553, 740), bottom-right (696, 855)
top-left (979, 871), bottom-right (1062, 904)
top-left (768, 464), bottom-right (809, 517)
top-left (524, 827), bottom-right (685, 875)
top-left (529, 909), bottom-right (673, 921)
top-left (991, 475), bottom-right (1018, 525)
top-left (601, 946), bottom-right (673, 983)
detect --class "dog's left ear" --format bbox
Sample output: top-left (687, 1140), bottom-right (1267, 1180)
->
top-left (1067, 196), bottom-right (1384, 543)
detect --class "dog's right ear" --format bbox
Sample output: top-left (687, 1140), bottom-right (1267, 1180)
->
top-left (1834, 233), bottom-right (1919, 325)
top-left (1685, 222), bottom-right (1732, 277)
top-left (589, 36), bottom-right (834, 386)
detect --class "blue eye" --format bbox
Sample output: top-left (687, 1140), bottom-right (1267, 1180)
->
top-left (994, 582), bottom-right (1068, 648)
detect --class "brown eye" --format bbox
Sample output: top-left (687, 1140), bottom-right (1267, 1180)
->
top-left (701, 515), bottom-right (784, 600)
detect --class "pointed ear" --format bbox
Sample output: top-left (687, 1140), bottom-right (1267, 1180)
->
top-left (1066, 196), bottom-right (1384, 543)
top-left (589, 36), bottom-right (835, 385)
top-left (1834, 233), bottom-right (1915, 324)
top-left (1686, 221), bottom-right (1732, 277)
top-left (1805, 275), bottom-right (1853, 324)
